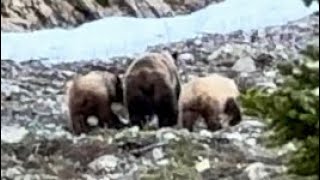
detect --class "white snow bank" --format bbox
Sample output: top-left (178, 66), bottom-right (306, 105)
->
top-left (1, 0), bottom-right (318, 63)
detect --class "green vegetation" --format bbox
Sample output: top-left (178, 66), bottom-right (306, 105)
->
top-left (241, 44), bottom-right (319, 177)
top-left (302, 0), bottom-right (319, 7)
top-left (140, 137), bottom-right (204, 180)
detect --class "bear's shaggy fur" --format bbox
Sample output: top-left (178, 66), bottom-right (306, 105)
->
top-left (64, 71), bottom-right (124, 135)
top-left (123, 52), bottom-right (181, 128)
top-left (178, 74), bottom-right (242, 132)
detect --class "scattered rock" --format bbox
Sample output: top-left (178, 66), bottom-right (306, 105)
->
top-left (156, 159), bottom-right (170, 166)
top-left (4, 167), bottom-right (23, 179)
top-left (195, 158), bottom-right (211, 173)
top-left (232, 57), bottom-right (257, 73)
top-left (87, 116), bottom-right (99, 127)
top-left (156, 129), bottom-right (179, 142)
top-left (88, 155), bottom-right (119, 173)
top-left (254, 53), bottom-right (274, 69)
top-left (152, 148), bottom-right (165, 161)
top-left (199, 129), bottom-right (213, 139)
top-left (116, 126), bottom-right (140, 140)
top-left (177, 53), bottom-right (196, 65)
top-left (245, 162), bottom-right (287, 180)
top-left (1, 125), bottom-right (29, 144)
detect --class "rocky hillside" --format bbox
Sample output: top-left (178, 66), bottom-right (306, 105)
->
top-left (1, 13), bottom-right (318, 179)
top-left (1, 0), bottom-right (223, 32)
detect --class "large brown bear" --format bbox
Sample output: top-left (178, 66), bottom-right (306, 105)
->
top-left (123, 52), bottom-right (181, 128)
top-left (64, 71), bottom-right (124, 135)
top-left (178, 73), bottom-right (242, 132)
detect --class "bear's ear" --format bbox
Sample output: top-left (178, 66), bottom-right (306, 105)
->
top-left (170, 51), bottom-right (180, 67)
top-left (161, 47), bottom-right (179, 60)
top-left (171, 51), bottom-right (179, 61)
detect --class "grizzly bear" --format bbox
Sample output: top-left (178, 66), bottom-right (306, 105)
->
top-left (178, 73), bottom-right (242, 132)
top-left (123, 52), bottom-right (181, 128)
top-left (64, 71), bottom-right (124, 135)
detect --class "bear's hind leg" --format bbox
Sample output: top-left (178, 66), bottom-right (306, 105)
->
top-left (155, 92), bottom-right (179, 128)
top-left (70, 112), bottom-right (89, 135)
top-left (127, 96), bottom-right (149, 129)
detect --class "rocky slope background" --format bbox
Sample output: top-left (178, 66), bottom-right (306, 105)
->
top-left (1, 8), bottom-right (319, 179)
top-left (1, 0), bottom-right (223, 32)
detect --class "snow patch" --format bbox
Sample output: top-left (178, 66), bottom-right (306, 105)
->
top-left (1, 0), bottom-right (318, 62)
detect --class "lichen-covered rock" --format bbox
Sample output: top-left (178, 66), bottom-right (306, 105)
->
top-left (88, 155), bottom-right (119, 173)
top-left (232, 57), bottom-right (257, 73)
top-left (1, 125), bottom-right (29, 144)
top-left (244, 162), bottom-right (287, 180)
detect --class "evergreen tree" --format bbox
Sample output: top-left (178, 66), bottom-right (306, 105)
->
top-left (302, 0), bottom-right (319, 7)
top-left (241, 44), bottom-right (319, 177)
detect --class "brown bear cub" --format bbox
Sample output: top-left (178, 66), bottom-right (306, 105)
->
top-left (64, 71), bottom-right (124, 135)
top-left (123, 52), bottom-right (181, 128)
top-left (178, 73), bottom-right (242, 132)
